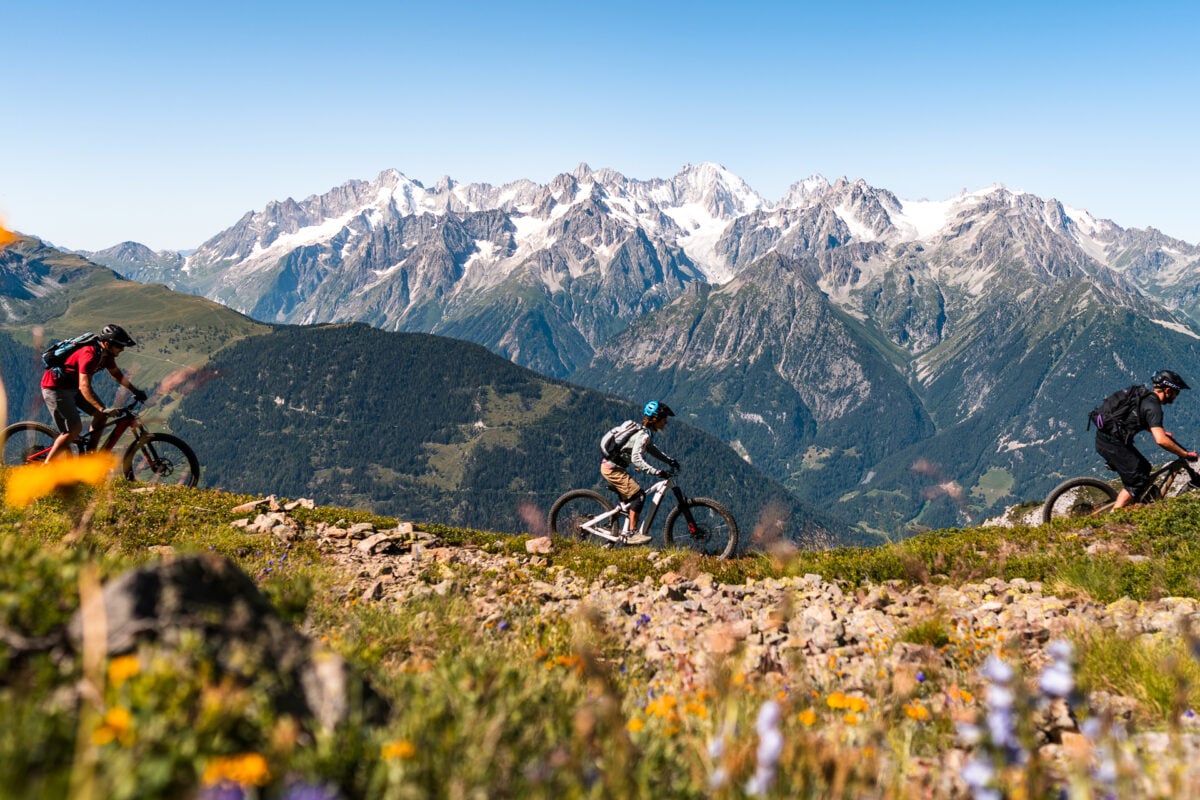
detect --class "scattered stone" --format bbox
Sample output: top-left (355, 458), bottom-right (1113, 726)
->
top-left (525, 536), bottom-right (554, 555)
top-left (231, 498), bottom-right (269, 514)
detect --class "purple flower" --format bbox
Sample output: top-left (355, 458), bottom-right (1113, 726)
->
top-left (281, 781), bottom-right (343, 800)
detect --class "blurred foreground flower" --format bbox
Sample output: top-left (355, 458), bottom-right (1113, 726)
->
top-left (202, 753), bottom-right (270, 786)
top-left (381, 739), bottom-right (416, 760)
top-left (107, 653), bottom-right (141, 687)
top-left (0, 218), bottom-right (16, 249)
top-left (4, 451), bottom-right (118, 508)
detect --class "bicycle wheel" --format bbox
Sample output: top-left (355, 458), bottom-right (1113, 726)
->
top-left (122, 433), bottom-right (200, 487)
top-left (0, 422), bottom-right (65, 465)
top-left (548, 489), bottom-right (616, 542)
top-left (1041, 477), bottom-right (1118, 523)
top-left (664, 497), bottom-right (739, 559)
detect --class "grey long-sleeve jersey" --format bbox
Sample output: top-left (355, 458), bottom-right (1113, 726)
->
top-left (605, 427), bottom-right (672, 473)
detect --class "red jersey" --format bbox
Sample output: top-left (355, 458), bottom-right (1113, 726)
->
top-left (41, 343), bottom-right (115, 390)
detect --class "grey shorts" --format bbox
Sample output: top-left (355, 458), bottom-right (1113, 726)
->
top-left (42, 388), bottom-right (101, 435)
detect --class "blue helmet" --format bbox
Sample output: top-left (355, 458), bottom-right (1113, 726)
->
top-left (643, 400), bottom-right (675, 421)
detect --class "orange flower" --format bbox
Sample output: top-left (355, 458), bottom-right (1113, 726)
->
top-left (0, 218), bottom-right (16, 249)
top-left (91, 706), bottom-right (135, 747)
top-left (381, 739), bottom-right (417, 760)
top-left (107, 654), bottom-right (140, 688)
top-left (798, 708), bottom-right (817, 727)
top-left (202, 753), bottom-right (270, 786)
top-left (4, 451), bottom-right (118, 508)
top-left (626, 718), bottom-right (645, 733)
top-left (903, 702), bottom-right (931, 721)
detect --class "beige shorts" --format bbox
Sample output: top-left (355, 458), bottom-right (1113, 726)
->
top-left (601, 462), bottom-right (642, 501)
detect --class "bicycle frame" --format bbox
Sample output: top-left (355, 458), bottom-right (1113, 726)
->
top-left (579, 477), bottom-right (700, 544)
top-left (1136, 458), bottom-right (1200, 503)
top-left (80, 409), bottom-right (142, 453)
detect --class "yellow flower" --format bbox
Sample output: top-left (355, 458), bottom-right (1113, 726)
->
top-left (684, 701), bottom-right (709, 719)
top-left (91, 706), bottom-right (135, 747)
top-left (843, 712), bottom-right (860, 725)
top-left (4, 451), bottom-right (118, 508)
top-left (381, 739), bottom-right (417, 760)
top-left (646, 695), bottom-right (678, 718)
top-left (904, 702), bottom-right (931, 721)
top-left (798, 708), bottom-right (817, 727)
top-left (203, 753), bottom-right (270, 786)
top-left (626, 718), bottom-right (645, 733)
top-left (108, 654), bottom-right (140, 688)
top-left (827, 692), bottom-right (869, 713)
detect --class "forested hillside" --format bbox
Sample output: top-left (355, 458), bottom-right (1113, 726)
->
top-left (170, 323), bottom-right (849, 542)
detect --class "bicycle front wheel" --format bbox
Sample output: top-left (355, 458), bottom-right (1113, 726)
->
top-left (1041, 477), bottom-right (1118, 523)
top-left (0, 422), bottom-right (65, 465)
top-left (664, 498), bottom-right (738, 559)
top-left (122, 433), bottom-right (200, 487)
top-left (548, 489), bottom-right (616, 542)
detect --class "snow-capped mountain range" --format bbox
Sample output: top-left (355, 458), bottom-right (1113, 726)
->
top-left (90, 163), bottom-right (1200, 532)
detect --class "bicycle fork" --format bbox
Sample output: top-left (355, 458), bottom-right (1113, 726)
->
top-left (672, 486), bottom-right (699, 534)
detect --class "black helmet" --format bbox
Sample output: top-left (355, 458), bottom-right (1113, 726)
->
top-left (643, 400), bottom-right (675, 421)
top-left (98, 323), bottom-right (136, 348)
top-left (1153, 370), bottom-right (1190, 391)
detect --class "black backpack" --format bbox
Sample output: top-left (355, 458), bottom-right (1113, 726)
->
top-left (600, 420), bottom-right (642, 460)
top-left (42, 332), bottom-right (99, 370)
top-left (1088, 384), bottom-right (1150, 442)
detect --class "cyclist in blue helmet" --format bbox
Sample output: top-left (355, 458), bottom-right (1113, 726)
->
top-left (600, 400), bottom-right (680, 545)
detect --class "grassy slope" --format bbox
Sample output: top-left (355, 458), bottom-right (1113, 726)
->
top-left (5, 476), bottom-right (1200, 797)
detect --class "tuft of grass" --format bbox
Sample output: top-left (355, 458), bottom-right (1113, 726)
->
top-left (1073, 629), bottom-right (1200, 725)
top-left (898, 614), bottom-right (953, 649)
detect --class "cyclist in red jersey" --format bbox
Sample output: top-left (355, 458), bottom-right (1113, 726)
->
top-left (41, 324), bottom-right (147, 461)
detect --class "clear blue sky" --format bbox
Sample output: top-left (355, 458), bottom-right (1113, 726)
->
top-left (3, 0), bottom-right (1197, 251)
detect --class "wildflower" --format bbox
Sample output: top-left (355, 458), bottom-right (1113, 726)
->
top-left (91, 706), bottom-right (135, 747)
top-left (202, 753), bottom-right (270, 786)
top-left (961, 754), bottom-right (999, 800)
top-left (903, 701), bottom-right (930, 721)
top-left (798, 708), bottom-right (817, 726)
top-left (280, 782), bottom-right (343, 800)
top-left (745, 700), bottom-right (783, 797)
top-left (1037, 640), bottom-right (1074, 699)
top-left (843, 712), bottom-right (860, 725)
top-left (381, 739), bottom-right (417, 760)
top-left (626, 718), bottom-right (645, 733)
top-left (107, 654), bottom-right (140, 688)
top-left (4, 451), bottom-right (118, 508)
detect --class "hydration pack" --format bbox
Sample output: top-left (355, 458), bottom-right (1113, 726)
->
top-left (42, 332), bottom-right (99, 370)
top-left (1088, 384), bottom-right (1150, 442)
top-left (600, 420), bottom-right (642, 460)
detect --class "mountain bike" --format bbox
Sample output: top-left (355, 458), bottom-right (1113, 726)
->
top-left (548, 472), bottom-right (739, 559)
top-left (0, 400), bottom-right (200, 487)
top-left (1041, 456), bottom-right (1200, 523)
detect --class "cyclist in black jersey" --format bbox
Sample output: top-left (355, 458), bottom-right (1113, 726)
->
top-left (1096, 369), bottom-right (1197, 509)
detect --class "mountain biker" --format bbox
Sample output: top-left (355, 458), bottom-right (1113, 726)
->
top-left (41, 324), bottom-right (148, 461)
top-left (1095, 369), bottom-right (1198, 509)
top-left (601, 400), bottom-right (681, 545)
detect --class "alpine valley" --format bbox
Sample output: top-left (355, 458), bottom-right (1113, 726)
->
top-left (79, 163), bottom-right (1200, 535)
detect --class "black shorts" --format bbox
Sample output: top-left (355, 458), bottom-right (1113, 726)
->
top-left (41, 388), bottom-right (102, 435)
top-left (1096, 434), bottom-right (1151, 496)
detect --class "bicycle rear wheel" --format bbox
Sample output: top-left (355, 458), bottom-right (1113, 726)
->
top-left (548, 489), bottom-right (616, 542)
top-left (1041, 477), bottom-right (1118, 523)
top-left (122, 433), bottom-right (200, 487)
top-left (0, 422), bottom-right (66, 465)
top-left (664, 498), bottom-right (739, 559)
